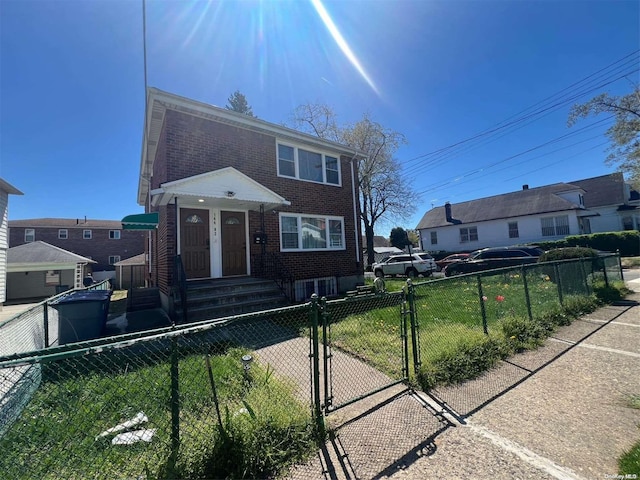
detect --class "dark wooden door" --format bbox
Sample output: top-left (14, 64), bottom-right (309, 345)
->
top-left (221, 211), bottom-right (247, 276)
top-left (180, 208), bottom-right (210, 279)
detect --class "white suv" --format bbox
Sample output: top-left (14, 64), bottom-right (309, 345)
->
top-left (372, 253), bottom-right (437, 278)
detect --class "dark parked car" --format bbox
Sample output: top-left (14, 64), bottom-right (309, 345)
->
top-left (435, 253), bottom-right (470, 272)
top-left (443, 246), bottom-right (544, 276)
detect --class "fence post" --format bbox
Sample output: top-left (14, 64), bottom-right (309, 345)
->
top-left (43, 302), bottom-right (50, 348)
top-left (170, 333), bottom-right (180, 464)
top-left (308, 294), bottom-right (324, 434)
top-left (401, 291), bottom-right (410, 379)
top-left (602, 256), bottom-right (610, 288)
top-left (406, 279), bottom-right (421, 373)
top-left (554, 263), bottom-right (564, 306)
top-left (616, 250), bottom-right (623, 281)
top-left (521, 266), bottom-right (533, 322)
top-left (477, 276), bottom-right (488, 334)
top-left (320, 297), bottom-right (332, 412)
top-left (579, 258), bottom-right (590, 295)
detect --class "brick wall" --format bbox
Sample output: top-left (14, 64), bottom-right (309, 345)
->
top-left (9, 226), bottom-right (146, 272)
top-left (150, 110), bottom-right (362, 294)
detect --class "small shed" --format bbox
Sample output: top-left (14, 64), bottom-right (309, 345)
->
top-left (6, 241), bottom-right (95, 301)
top-left (114, 253), bottom-right (147, 289)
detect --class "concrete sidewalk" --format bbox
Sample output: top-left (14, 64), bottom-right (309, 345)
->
top-left (288, 275), bottom-right (640, 480)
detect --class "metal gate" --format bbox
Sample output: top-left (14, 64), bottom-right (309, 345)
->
top-left (309, 290), bottom-right (410, 416)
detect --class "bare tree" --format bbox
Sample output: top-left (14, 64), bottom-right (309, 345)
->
top-left (289, 105), bottom-right (415, 267)
top-left (568, 87), bottom-right (640, 187)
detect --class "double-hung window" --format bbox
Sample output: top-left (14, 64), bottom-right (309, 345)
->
top-left (508, 222), bottom-right (519, 238)
top-left (24, 229), bottom-right (35, 242)
top-left (541, 215), bottom-right (569, 236)
top-left (430, 231), bottom-right (438, 245)
top-left (459, 226), bottom-right (478, 243)
top-left (109, 230), bottom-right (121, 240)
top-left (58, 229), bottom-right (68, 239)
top-left (280, 214), bottom-right (345, 251)
top-left (83, 230), bottom-right (92, 239)
top-left (277, 143), bottom-right (341, 186)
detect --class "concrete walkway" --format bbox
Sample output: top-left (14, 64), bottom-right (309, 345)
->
top-left (286, 273), bottom-right (640, 480)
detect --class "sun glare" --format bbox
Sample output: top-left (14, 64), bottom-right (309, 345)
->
top-left (310, 0), bottom-right (379, 95)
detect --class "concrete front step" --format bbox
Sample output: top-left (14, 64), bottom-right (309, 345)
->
top-left (174, 277), bottom-right (288, 322)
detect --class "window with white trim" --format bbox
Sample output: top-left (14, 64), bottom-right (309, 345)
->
top-left (541, 215), bottom-right (569, 236)
top-left (109, 255), bottom-right (121, 265)
top-left (280, 214), bottom-right (345, 251)
top-left (277, 143), bottom-right (341, 186)
top-left (24, 229), bottom-right (35, 242)
top-left (430, 231), bottom-right (437, 245)
top-left (45, 270), bottom-right (60, 286)
top-left (58, 229), bottom-right (68, 239)
top-left (459, 226), bottom-right (478, 243)
top-left (83, 230), bottom-right (92, 239)
top-left (109, 230), bottom-right (121, 239)
top-left (294, 276), bottom-right (337, 301)
top-left (508, 222), bottom-right (519, 238)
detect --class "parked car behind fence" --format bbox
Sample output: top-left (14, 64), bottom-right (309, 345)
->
top-left (443, 246), bottom-right (544, 276)
top-left (373, 253), bottom-right (437, 278)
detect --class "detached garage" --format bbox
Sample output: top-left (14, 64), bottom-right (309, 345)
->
top-left (6, 241), bottom-right (95, 301)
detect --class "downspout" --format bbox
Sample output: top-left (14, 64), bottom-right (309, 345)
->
top-left (349, 154), bottom-right (361, 266)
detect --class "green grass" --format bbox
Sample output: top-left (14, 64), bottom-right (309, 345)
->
top-left (0, 347), bottom-right (315, 480)
top-left (339, 270), bottom-right (612, 390)
top-left (618, 394), bottom-right (640, 476)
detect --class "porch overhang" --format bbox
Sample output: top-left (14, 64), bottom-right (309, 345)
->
top-left (150, 167), bottom-right (291, 211)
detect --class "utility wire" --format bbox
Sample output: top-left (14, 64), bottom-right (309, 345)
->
top-left (401, 50), bottom-right (639, 172)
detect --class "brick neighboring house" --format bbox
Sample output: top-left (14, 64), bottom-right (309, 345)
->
top-left (139, 88), bottom-right (365, 306)
top-left (8, 218), bottom-right (146, 276)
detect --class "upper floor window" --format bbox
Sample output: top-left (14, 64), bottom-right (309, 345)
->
top-left (277, 143), bottom-right (341, 186)
top-left (83, 230), bottom-right (92, 239)
top-left (24, 229), bottom-right (35, 243)
top-left (280, 214), bottom-right (345, 251)
top-left (430, 231), bottom-right (438, 245)
top-left (459, 226), bottom-right (478, 243)
top-left (109, 255), bottom-right (121, 265)
top-left (508, 222), bottom-right (519, 239)
top-left (578, 194), bottom-right (585, 207)
top-left (109, 230), bottom-right (121, 240)
top-left (58, 229), bottom-right (68, 239)
top-left (541, 215), bottom-right (569, 236)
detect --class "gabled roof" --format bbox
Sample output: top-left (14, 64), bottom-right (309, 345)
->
top-left (7, 241), bottom-right (95, 270)
top-left (417, 183), bottom-right (584, 229)
top-left (150, 167), bottom-right (291, 211)
top-left (0, 178), bottom-right (23, 195)
top-left (138, 88), bottom-right (367, 205)
top-left (114, 253), bottom-right (146, 266)
top-left (569, 172), bottom-right (628, 208)
top-left (362, 235), bottom-right (390, 248)
top-left (8, 218), bottom-right (125, 229)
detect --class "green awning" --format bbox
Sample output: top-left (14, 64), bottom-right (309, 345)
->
top-left (121, 212), bottom-right (159, 230)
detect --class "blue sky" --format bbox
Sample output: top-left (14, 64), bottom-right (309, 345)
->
top-left (1, 0), bottom-right (638, 235)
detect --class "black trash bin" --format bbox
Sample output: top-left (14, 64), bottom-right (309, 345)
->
top-left (49, 290), bottom-right (112, 345)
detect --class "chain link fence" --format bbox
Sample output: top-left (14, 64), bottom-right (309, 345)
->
top-left (0, 254), bottom-right (624, 478)
top-left (0, 303), bottom-right (317, 480)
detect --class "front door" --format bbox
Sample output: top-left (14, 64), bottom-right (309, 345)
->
top-left (180, 208), bottom-right (210, 279)
top-left (221, 210), bottom-right (247, 276)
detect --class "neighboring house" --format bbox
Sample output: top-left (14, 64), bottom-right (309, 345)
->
top-left (6, 241), bottom-right (95, 301)
top-left (114, 253), bottom-right (146, 290)
top-left (0, 179), bottom-right (23, 309)
top-left (139, 88), bottom-right (364, 306)
top-left (416, 173), bottom-right (640, 253)
top-left (8, 218), bottom-right (146, 278)
top-left (361, 235), bottom-right (401, 267)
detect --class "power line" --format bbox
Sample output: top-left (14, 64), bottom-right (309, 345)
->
top-left (401, 50), bottom-right (639, 173)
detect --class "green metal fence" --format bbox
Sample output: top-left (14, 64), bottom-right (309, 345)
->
top-left (0, 254), bottom-right (623, 479)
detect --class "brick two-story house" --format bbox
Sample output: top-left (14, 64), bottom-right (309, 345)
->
top-left (139, 88), bottom-right (364, 307)
top-left (8, 218), bottom-right (146, 275)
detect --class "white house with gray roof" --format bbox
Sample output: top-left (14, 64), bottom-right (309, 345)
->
top-left (416, 173), bottom-right (639, 253)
